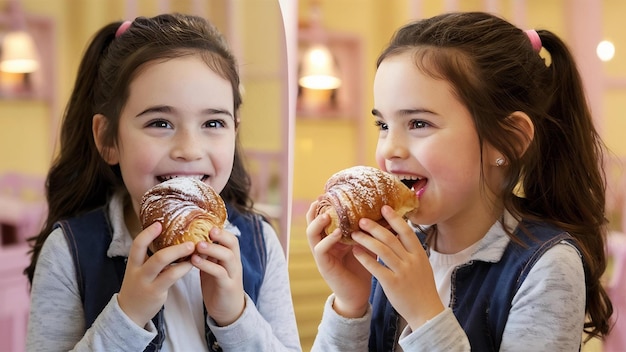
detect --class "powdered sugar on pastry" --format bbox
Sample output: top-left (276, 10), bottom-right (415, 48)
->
top-left (315, 166), bottom-right (419, 244)
top-left (140, 178), bottom-right (227, 256)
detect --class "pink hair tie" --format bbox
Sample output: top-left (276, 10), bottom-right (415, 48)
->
top-left (524, 29), bottom-right (542, 53)
top-left (115, 20), bottom-right (132, 38)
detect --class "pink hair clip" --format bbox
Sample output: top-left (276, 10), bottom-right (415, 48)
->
top-left (524, 29), bottom-right (542, 53)
top-left (115, 20), bottom-right (132, 38)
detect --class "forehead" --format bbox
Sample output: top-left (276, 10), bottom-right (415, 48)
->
top-left (127, 56), bottom-right (234, 109)
top-left (374, 53), bottom-right (458, 105)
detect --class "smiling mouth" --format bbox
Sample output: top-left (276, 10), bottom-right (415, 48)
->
top-left (157, 175), bottom-right (209, 183)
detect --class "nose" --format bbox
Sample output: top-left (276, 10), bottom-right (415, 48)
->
top-left (377, 129), bottom-right (410, 160)
top-left (170, 129), bottom-right (203, 161)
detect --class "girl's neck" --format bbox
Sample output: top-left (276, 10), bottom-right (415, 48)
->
top-left (431, 204), bottom-right (504, 254)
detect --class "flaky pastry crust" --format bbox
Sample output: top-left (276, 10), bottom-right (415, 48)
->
top-left (315, 166), bottom-right (419, 244)
top-left (140, 178), bottom-right (227, 255)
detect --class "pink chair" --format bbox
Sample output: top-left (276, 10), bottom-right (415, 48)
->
top-left (0, 244), bottom-right (31, 352)
top-left (0, 172), bottom-right (46, 352)
top-left (604, 232), bottom-right (626, 352)
top-left (0, 172), bottom-right (47, 245)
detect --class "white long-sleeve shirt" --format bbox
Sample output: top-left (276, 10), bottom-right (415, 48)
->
top-left (26, 192), bottom-right (302, 352)
top-left (312, 218), bottom-right (585, 352)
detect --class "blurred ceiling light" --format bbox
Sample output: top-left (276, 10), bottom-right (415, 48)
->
top-left (0, 30), bottom-right (39, 73)
top-left (299, 44), bottom-right (341, 89)
top-left (596, 40), bottom-right (615, 62)
top-left (298, 2), bottom-right (341, 90)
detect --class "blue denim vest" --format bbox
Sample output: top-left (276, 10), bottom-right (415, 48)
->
top-left (369, 220), bottom-right (577, 352)
top-left (57, 202), bottom-right (267, 352)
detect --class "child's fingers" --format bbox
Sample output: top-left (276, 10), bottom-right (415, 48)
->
top-left (191, 250), bottom-right (227, 278)
top-left (310, 227), bottom-right (344, 258)
top-left (128, 222), bottom-right (162, 267)
top-left (145, 242), bottom-right (195, 276)
top-left (380, 205), bottom-right (423, 254)
top-left (208, 227), bottom-right (239, 251)
top-left (306, 212), bottom-right (332, 248)
top-left (152, 259), bottom-right (194, 290)
top-left (305, 201), bottom-right (320, 224)
top-left (352, 244), bottom-right (385, 275)
top-left (192, 228), bottom-right (241, 277)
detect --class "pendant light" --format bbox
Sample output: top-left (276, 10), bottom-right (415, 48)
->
top-left (298, 1), bottom-right (341, 90)
top-left (0, 0), bottom-right (39, 74)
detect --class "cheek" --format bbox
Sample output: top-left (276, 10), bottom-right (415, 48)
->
top-left (219, 136), bottom-right (236, 166)
top-left (211, 137), bottom-right (237, 191)
top-left (117, 140), bottom-right (159, 174)
top-left (374, 138), bottom-right (393, 171)
top-left (426, 150), bottom-right (484, 203)
top-left (116, 141), bottom-right (162, 198)
top-left (219, 147), bottom-right (235, 171)
top-left (375, 153), bottom-right (387, 171)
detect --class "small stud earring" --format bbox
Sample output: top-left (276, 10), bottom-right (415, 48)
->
top-left (496, 157), bottom-right (505, 167)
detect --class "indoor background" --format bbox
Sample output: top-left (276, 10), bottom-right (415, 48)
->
top-left (0, 0), bottom-right (624, 351)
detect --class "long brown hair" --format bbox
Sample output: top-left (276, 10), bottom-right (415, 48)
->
top-left (25, 13), bottom-right (254, 283)
top-left (377, 12), bottom-right (612, 339)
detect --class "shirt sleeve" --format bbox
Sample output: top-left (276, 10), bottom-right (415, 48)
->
top-left (500, 242), bottom-right (585, 351)
top-left (26, 228), bottom-right (156, 352)
top-left (398, 308), bottom-right (470, 351)
top-left (310, 294), bottom-right (372, 352)
top-left (206, 221), bottom-right (302, 351)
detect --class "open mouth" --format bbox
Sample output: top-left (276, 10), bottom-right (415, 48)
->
top-left (156, 174), bottom-right (209, 183)
top-left (398, 175), bottom-right (427, 197)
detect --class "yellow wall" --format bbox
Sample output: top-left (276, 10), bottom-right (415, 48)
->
top-left (0, 100), bottom-right (51, 174)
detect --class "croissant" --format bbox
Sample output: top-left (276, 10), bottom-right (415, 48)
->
top-left (315, 166), bottom-right (419, 244)
top-left (140, 177), bottom-right (227, 256)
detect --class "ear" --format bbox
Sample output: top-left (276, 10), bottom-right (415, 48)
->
top-left (92, 114), bottom-right (119, 165)
top-left (485, 111), bottom-right (535, 166)
top-left (506, 111), bottom-right (534, 157)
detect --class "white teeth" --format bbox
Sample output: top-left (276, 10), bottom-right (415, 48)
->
top-left (159, 175), bottom-right (205, 181)
top-left (396, 174), bottom-right (421, 181)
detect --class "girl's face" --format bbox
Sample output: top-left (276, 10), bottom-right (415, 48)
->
top-left (373, 52), bottom-right (501, 233)
top-left (105, 55), bottom-right (236, 217)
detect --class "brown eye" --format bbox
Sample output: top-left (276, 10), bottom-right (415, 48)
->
top-left (410, 120), bottom-right (429, 129)
top-left (147, 119), bottom-right (171, 128)
top-left (374, 120), bottom-right (388, 131)
top-left (204, 120), bottom-right (226, 129)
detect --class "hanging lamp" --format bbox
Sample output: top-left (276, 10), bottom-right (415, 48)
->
top-left (0, 0), bottom-right (39, 74)
top-left (298, 1), bottom-right (341, 90)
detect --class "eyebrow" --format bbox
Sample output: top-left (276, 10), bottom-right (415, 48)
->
top-left (371, 108), bottom-right (435, 118)
top-left (136, 105), bottom-right (234, 120)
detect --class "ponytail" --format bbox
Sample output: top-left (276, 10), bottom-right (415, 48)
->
top-left (25, 22), bottom-right (124, 284)
top-left (520, 30), bottom-right (612, 338)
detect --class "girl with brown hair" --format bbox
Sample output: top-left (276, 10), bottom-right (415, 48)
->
top-left (25, 13), bottom-right (300, 352)
top-left (307, 11), bottom-right (612, 351)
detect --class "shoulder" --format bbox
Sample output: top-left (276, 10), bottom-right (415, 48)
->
top-left (514, 241), bottom-right (584, 307)
top-left (504, 242), bottom-right (585, 350)
top-left (511, 221), bottom-right (582, 279)
top-left (259, 219), bottom-right (285, 259)
top-left (39, 227), bottom-right (73, 264)
top-left (524, 241), bottom-right (583, 284)
top-left (31, 227), bottom-right (78, 294)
